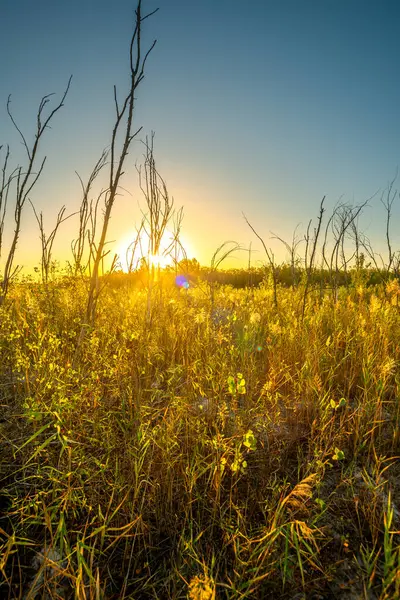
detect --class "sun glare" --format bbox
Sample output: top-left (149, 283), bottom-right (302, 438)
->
top-left (148, 254), bottom-right (170, 269)
top-left (116, 230), bottom-right (194, 272)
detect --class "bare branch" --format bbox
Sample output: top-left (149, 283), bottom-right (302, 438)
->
top-left (1, 77), bottom-right (72, 302)
top-left (85, 1), bottom-right (157, 323)
top-left (243, 213), bottom-right (278, 307)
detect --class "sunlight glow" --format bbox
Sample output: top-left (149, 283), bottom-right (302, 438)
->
top-left (116, 230), bottom-right (194, 273)
top-left (149, 254), bottom-right (170, 269)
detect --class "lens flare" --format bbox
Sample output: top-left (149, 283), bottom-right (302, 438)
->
top-left (176, 275), bottom-right (189, 289)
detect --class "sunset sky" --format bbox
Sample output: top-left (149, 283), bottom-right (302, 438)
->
top-left (1, 0), bottom-right (399, 272)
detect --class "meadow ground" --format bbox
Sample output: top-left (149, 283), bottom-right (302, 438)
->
top-left (0, 277), bottom-right (399, 599)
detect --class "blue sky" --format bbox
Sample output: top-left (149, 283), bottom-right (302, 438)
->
top-left (1, 0), bottom-right (399, 270)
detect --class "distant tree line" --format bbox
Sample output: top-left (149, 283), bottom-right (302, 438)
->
top-left (102, 253), bottom-right (397, 292)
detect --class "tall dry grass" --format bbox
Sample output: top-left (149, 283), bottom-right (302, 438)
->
top-left (0, 277), bottom-right (399, 598)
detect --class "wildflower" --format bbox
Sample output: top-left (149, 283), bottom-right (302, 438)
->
top-left (386, 278), bottom-right (400, 296)
top-left (249, 311), bottom-right (261, 325)
top-left (380, 357), bottom-right (396, 378)
top-left (194, 309), bottom-right (206, 324)
top-left (211, 306), bottom-right (231, 326)
top-left (197, 396), bottom-right (212, 413)
top-left (188, 573), bottom-right (215, 600)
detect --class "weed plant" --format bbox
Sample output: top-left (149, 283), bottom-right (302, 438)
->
top-left (0, 276), bottom-right (399, 598)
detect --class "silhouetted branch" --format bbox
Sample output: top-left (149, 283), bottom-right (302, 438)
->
top-left (86, 0), bottom-right (157, 323)
top-left (0, 77), bottom-right (72, 303)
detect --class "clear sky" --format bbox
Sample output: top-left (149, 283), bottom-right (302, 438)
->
top-left (1, 0), bottom-right (399, 272)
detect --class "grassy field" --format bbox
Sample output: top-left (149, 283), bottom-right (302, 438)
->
top-left (1, 276), bottom-right (399, 599)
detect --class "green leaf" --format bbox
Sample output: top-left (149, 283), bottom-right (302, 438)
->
top-left (15, 423), bottom-right (51, 454)
top-left (27, 433), bottom-right (58, 464)
top-left (243, 430), bottom-right (257, 451)
top-left (332, 447), bottom-right (345, 461)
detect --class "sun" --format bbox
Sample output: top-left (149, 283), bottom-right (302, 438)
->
top-left (115, 230), bottom-right (194, 272)
top-left (148, 254), bottom-right (170, 269)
